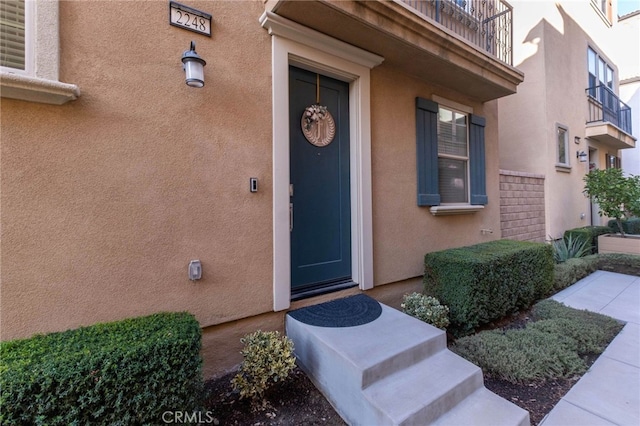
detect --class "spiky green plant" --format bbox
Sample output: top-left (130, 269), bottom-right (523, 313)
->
top-left (551, 234), bottom-right (592, 263)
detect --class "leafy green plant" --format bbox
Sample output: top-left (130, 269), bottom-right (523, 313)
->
top-left (401, 293), bottom-right (450, 329)
top-left (424, 240), bottom-right (554, 336)
top-left (551, 234), bottom-right (592, 263)
top-left (597, 253), bottom-right (640, 276)
top-left (231, 330), bottom-right (296, 402)
top-left (0, 312), bottom-right (203, 425)
top-left (553, 255), bottom-right (599, 291)
top-left (452, 327), bottom-right (586, 383)
top-left (564, 226), bottom-right (611, 254)
top-left (452, 300), bottom-right (622, 384)
top-left (607, 217), bottom-right (640, 235)
top-left (583, 168), bottom-right (640, 237)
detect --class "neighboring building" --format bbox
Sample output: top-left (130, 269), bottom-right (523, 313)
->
top-left (0, 0), bottom-right (522, 377)
top-left (613, 9), bottom-right (640, 176)
top-left (499, 0), bottom-right (636, 239)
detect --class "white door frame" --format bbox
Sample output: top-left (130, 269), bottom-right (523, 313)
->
top-left (260, 12), bottom-right (383, 311)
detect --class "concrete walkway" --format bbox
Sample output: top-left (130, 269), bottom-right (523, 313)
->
top-left (540, 271), bottom-right (640, 426)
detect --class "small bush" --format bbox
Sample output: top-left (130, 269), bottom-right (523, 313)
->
top-left (452, 300), bottom-right (622, 384)
top-left (597, 253), bottom-right (640, 276)
top-left (607, 217), bottom-right (640, 235)
top-left (532, 300), bottom-right (622, 349)
top-left (452, 328), bottom-right (586, 383)
top-left (424, 240), bottom-right (554, 336)
top-left (564, 226), bottom-right (611, 254)
top-left (551, 234), bottom-right (591, 263)
top-left (231, 331), bottom-right (296, 402)
top-left (553, 255), bottom-right (599, 291)
top-left (0, 312), bottom-right (203, 425)
top-left (401, 293), bottom-right (450, 329)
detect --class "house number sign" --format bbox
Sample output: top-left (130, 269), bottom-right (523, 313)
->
top-left (170, 2), bottom-right (212, 37)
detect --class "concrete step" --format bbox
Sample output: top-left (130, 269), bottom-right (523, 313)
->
top-left (286, 298), bottom-right (530, 426)
top-left (363, 350), bottom-right (484, 425)
top-left (431, 388), bottom-right (530, 426)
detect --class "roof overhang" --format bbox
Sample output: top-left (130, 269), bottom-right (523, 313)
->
top-left (264, 0), bottom-right (524, 102)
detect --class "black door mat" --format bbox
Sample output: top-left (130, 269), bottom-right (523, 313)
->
top-left (287, 294), bottom-right (382, 328)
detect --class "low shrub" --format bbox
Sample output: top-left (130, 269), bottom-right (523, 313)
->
top-left (553, 255), bottom-right (599, 292)
top-left (231, 331), bottom-right (296, 402)
top-left (452, 300), bottom-right (622, 384)
top-left (551, 234), bottom-right (591, 263)
top-left (608, 217), bottom-right (640, 235)
top-left (564, 226), bottom-right (611, 254)
top-left (452, 328), bottom-right (586, 383)
top-left (531, 299), bottom-right (622, 353)
top-left (401, 293), bottom-right (450, 330)
top-left (0, 312), bottom-right (203, 425)
top-left (424, 240), bottom-right (553, 336)
top-left (597, 253), bottom-right (640, 276)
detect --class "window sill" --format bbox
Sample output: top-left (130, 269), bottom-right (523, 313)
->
top-left (430, 205), bottom-right (484, 216)
top-left (1, 72), bottom-right (80, 105)
top-left (555, 164), bottom-right (572, 173)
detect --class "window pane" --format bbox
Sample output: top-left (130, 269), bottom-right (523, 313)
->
top-left (438, 108), bottom-right (467, 157)
top-left (588, 48), bottom-right (597, 74)
top-left (438, 158), bottom-right (468, 203)
top-left (598, 58), bottom-right (605, 84)
top-left (606, 66), bottom-right (614, 89)
top-left (557, 127), bottom-right (567, 164)
top-left (0, 0), bottom-right (25, 70)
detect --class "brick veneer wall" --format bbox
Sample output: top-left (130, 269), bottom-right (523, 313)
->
top-left (500, 170), bottom-right (546, 242)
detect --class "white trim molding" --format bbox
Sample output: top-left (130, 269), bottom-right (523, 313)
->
top-left (260, 12), bottom-right (382, 311)
top-left (430, 205), bottom-right (485, 216)
top-left (0, 0), bottom-right (79, 104)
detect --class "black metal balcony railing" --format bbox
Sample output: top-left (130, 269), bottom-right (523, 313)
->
top-left (586, 85), bottom-right (633, 135)
top-left (400, 0), bottom-right (513, 65)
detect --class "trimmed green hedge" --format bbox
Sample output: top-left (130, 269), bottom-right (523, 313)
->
top-left (424, 240), bottom-right (554, 336)
top-left (0, 312), bottom-right (203, 425)
top-left (553, 255), bottom-right (599, 292)
top-left (607, 218), bottom-right (640, 235)
top-left (598, 253), bottom-right (640, 276)
top-left (552, 253), bottom-right (640, 292)
top-left (564, 226), bottom-right (612, 254)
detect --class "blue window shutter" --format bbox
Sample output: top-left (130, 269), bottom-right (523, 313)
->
top-left (416, 97), bottom-right (440, 206)
top-left (469, 114), bottom-right (488, 205)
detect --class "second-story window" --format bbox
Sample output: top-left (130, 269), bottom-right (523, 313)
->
top-left (588, 47), bottom-right (615, 106)
top-left (556, 124), bottom-right (570, 168)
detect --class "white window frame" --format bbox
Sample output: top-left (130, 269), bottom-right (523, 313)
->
top-left (590, 0), bottom-right (613, 25)
top-left (437, 105), bottom-right (470, 204)
top-left (555, 123), bottom-right (571, 171)
top-left (0, 0), bottom-right (33, 75)
top-left (0, 0), bottom-right (79, 104)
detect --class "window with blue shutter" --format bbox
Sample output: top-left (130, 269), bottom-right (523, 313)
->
top-left (416, 97), bottom-right (487, 207)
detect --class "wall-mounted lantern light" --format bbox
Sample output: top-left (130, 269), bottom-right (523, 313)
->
top-left (576, 150), bottom-right (588, 162)
top-left (181, 41), bottom-right (206, 88)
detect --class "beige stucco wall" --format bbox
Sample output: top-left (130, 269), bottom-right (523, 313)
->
top-left (499, 1), bottom-right (628, 239)
top-left (1, 1), bottom-right (274, 341)
top-left (2, 1), bottom-right (506, 377)
top-left (370, 66), bottom-right (502, 286)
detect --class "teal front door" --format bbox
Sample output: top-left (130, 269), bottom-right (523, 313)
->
top-left (289, 66), bottom-right (352, 297)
